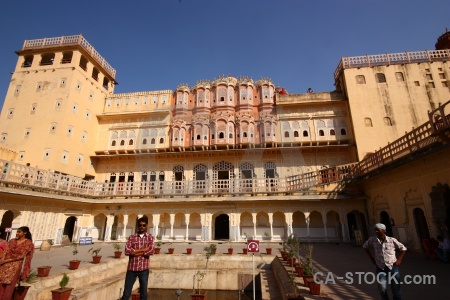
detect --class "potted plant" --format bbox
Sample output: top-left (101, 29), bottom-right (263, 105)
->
top-left (285, 273), bottom-right (304, 300)
top-left (154, 237), bottom-right (162, 254)
top-left (227, 246), bottom-right (233, 255)
top-left (203, 243), bottom-right (217, 268)
top-left (69, 244), bottom-right (81, 270)
top-left (51, 273), bottom-right (73, 300)
top-left (190, 270), bottom-right (207, 300)
top-left (40, 238), bottom-right (53, 251)
top-left (167, 242), bottom-right (174, 254)
top-left (88, 247), bottom-right (102, 264)
top-left (113, 243), bottom-right (123, 258)
top-left (37, 253), bottom-right (52, 277)
top-left (301, 244), bottom-right (314, 288)
top-left (13, 270), bottom-right (37, 300)
top-left (186, 247), bottom-right (193, 254)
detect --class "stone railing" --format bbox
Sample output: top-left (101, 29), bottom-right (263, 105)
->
top-left (334, 49), bottom-right (450, 80)
top-left (22, 35), bottom-right (116, 78)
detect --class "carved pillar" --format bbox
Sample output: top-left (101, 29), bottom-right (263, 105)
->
top-left (252, 213), bottom-right (257, 238)
top-left (323, 213), bottom-right (328, 242)
top-left (185, 214), bottom-right (190, 241)
top-left (268, 213), bottom-right (273, 241)
top-left (170, 213), bottom-right (175, 239)
top-left (153, 214), bottom-right (160, 238)
top-left (104, 214), bottom-right (115, 242)
top-left (285, 212), bottom-right (293, 238)
top-left (122, 215), bottom-right (128, 241)
top-left (304, 212), bottom-right (310, 239)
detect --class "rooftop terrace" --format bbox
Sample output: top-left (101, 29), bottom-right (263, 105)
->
top-left (334, 49), bottom-right (450, 81)
top-left (21, 34), bottom-right (116, 78)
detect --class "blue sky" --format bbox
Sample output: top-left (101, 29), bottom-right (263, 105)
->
top-left (0, 0), bottom-right (449, 108)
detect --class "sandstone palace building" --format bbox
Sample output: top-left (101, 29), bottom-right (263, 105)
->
top-left (1, 30), bottom-right (450, 252)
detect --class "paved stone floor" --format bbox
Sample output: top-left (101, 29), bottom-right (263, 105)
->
top-left (30, 241), bottom-right (449, 299)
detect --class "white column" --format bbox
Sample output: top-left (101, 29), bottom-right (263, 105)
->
top-left (304, 212), bottom-right (310, 240)
top-left (268, 213), bottom-right (273, 241)
top-left (153, 214), bottom-right (160, 238)
top-left (185, 214), bottom-right (190, 241)
top-left (323, 213), bottom-right (328, 242)
top-left (104, 215), bottom-right (115, 241)
top-left (252, 213), bottom-right (257, 239)
top-left (122, 215), bottom-right (128, 241)
top-left (285, 212), bottom-right (293, 238)
top-left (170, 213), bottom-right (175, 239)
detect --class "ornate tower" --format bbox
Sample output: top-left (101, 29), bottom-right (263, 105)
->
top-left (0, 35), bottom-right (117, 178)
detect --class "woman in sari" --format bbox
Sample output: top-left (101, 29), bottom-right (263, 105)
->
top-left (0, 226), bottom-right (34, 300)
top-left (0, 227), bottom-right (7, 258)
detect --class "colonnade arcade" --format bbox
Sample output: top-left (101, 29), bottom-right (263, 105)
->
top-left (81, 209), bottom-right (364, 243)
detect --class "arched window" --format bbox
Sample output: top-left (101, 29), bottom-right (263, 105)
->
top-left (284, 131), bottom-right (289, 138)
top-left (294, 131), bottom-right (299, 137)
top-left (229, 133), bottom-right (233, 138)
top-left (319, 130), bottom-right (324, 136)
top-left (159, 138), bottom-right (164, 144)
top-left (143, 139), bottom-right (147, 145)
top-left (341, 129), bottom-right (347, 135)
top-left (375, 73), bottom-right (386, 83)
top-left (120, 140), bottom-right (125, 146)
top-left (330, 129), bottom-right (335, 136)
top-left (364, 118), bottom-right (373, 127)
top-left (151, 138), bottom-right (155, 144)
top-left (197, 135), bottom-right (201, 140)
top-left (243, 132), bottom-right (247, 138)
top-left (111, 140), bottom-right (116, 146)
top-left (129, 139), bottom-right (134, 145)
top-left (219, 132), bottom-right (224, 139)
top-left (395, 72), bottom-right (404, 82)
top-left (303, 131), bottom-right (309, 137)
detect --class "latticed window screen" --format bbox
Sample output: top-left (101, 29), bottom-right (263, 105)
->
top-left (239, 163), bottom-right (255, 178)
top-left (193, 164), bottom-right (208, 180)
top-left (212, 161), bottom-right (234, 180)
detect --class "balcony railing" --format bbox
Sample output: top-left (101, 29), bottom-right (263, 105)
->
top-left (334, 49), bottom-right (450, 80)
top-left (1, 102), bottom-right (449, 198)
top-left (22, 35), bottom-right (116, 78)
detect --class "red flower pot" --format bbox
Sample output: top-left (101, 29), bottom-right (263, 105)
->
top-left (168, 248), bottom-right (175, 254)
top-left (308, 280), bottom-right (321, 295)
top-left (242, 248), bottom-right (248, 254)
top-left (114, 251), bottom-right (122, 258)
top-left (37, 266), bottom-right (51, 277)
top-left (51, 288), bottom-right (73, 300)
top-left (154, 248), bottom-right (161, 254)
top-left (228, 248), bottom-right (233, 254)
top-left (13, 286), bottom-right (30, 300)
top-left (186, 248), bottom-right (193, 254)
top-left (92, 256), bottom-right (102, 264)
top-left (266, 248), bottom-right (272, 254)
top-left (69, 260), bottom-right (80, 270)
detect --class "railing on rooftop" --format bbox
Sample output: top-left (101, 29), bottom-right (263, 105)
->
top-left (334, 49), bottom-right (450, 80)
top-left (22, 35), bottom-right (116, 79)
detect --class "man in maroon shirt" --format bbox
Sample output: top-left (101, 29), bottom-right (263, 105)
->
top-left (121, 216), bottom-right (154, 300)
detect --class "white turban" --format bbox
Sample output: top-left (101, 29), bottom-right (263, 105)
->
top-left (375, 223), bottom-right (386, 231)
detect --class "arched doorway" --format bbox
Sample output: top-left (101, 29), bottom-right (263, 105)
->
top-left (214, 214), bottom-right (229, 240)
top-left (63, 216), bottom-right (77, 242)
top-left (413, 207), bottom-right (430, 246)
top-left (347, 211), bottom-right (368, 244)
top-left (0, 210), bottom-right (14, 230)
top-left (380, 211), bottom-right (393, 236)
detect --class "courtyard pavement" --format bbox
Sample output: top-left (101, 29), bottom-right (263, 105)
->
top-left (29, 241), bottom-right (449, 299)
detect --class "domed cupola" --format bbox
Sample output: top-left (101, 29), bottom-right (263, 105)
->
top-left (435, 28), bottom-right (450, 50)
